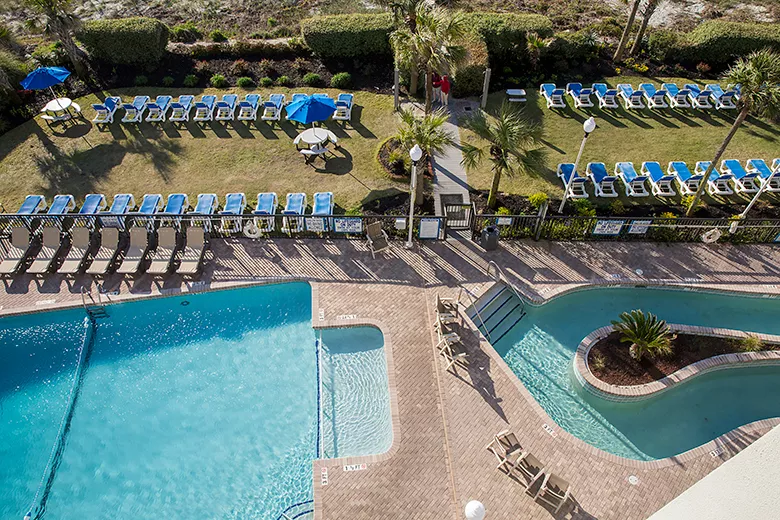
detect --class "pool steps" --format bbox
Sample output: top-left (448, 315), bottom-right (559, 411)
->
top-left (466, 282), bottom-right (527, 345)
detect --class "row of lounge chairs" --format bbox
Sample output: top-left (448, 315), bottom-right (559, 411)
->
top-left (558, 158), bottom-right (780, 199)
top-left (541, 82), bottom-right (741, 110)
top-left (487, 430), bottom-right (573, 514)
top-left (433, 295), bottom-right (469, 372)
top-left (91, 93), bottom-right (355, 125)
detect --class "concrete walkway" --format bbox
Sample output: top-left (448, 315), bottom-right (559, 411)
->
top-left (432, 102), bottom-right (472, 216)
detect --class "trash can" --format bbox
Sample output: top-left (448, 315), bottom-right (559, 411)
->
top-left (480, 226), bottom-right (499, 251)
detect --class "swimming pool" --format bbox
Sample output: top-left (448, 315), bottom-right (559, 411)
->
top-left (482, 287), bottom-right (780, 461)
top-left (0, 283), bottom-right (392, 519)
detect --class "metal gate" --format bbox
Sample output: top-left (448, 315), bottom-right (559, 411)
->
top-left (444, 202), bottom-right (475, 230)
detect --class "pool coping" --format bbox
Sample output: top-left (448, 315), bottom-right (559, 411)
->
top-left (573, 324), bottom-right (780, 401)
top-left (459, 300), bottom-right (780, 470)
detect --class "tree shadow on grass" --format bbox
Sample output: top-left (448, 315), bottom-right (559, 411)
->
top-left (349, 106), bottom-right (376, 139)
top-left (313, 146), bottom-right (353, 176)
top-left (123, 136), bottom-right (182, 182)
top-left (32, 141), bottom-right (126, 199)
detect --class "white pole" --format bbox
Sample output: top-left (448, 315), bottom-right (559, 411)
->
top-left (739, 185), bottom-right (766, 219)
top-left (394, 68), bottom-right (401, 112)
top-left (481, 68), bottom-right (491, 109)
top-left (558, 131), bottom-right (590, 213)
top-left (407, 161), bottom-right (417, 248)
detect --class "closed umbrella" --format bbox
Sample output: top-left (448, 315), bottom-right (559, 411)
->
top-left (20, 66), bottom-right (72, 111)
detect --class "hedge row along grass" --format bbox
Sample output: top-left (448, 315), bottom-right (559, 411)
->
top-left (301, 13), bottom-right (394, 58)
top-left (452, 32), bottom-right (489, 98)
top-left (463, 13), bottom-right (553, 61)
top-left (686, 21), bottom-right (780, 66)
top-left (77, 17), bottom-right (169, 66)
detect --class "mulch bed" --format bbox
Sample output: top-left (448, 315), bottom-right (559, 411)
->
top-left (588, 331), bottom-right (776, 386)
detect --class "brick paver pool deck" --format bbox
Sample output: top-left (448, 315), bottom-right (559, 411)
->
top-left (1, 238), bottom-right (778, 519)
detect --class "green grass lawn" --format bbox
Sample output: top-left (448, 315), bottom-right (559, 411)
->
top-left (460, 76), bottom-right (780, 209)
top-left (0, 87), bottom-right (403, 212)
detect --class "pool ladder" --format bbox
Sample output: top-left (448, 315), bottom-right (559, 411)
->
top-left (80, 286), bottom-right (108, 320)
top-left (486, 261), bottom-right (527, 322)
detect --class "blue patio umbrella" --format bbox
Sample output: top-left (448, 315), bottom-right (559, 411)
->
top-left (20, 66), bottom-right (72, 111)
top-left (284, 95), bottom-right (337, 125)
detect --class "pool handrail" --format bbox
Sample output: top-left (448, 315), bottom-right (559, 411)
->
top-left (458, 285), bottom-right (491, 341)
top-left (487, 260), bottom-right (527, 320)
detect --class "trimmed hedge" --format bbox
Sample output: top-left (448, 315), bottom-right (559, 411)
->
top-left (463, 13), bottom-right (553, 61)
top-left (168, 39), bottom-right (304, 60)
top-left (452, 32), bottom-right (489, 98)
top-left (301, 14), bottom-right (394, 58)
top-left (684, 21), bottom-right (780, 65)
top-left (78, 17), bottom-right (169, 66)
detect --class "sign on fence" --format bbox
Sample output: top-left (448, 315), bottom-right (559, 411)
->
top-left (418, 218), bottom-right (441, 239)
top-left (592, 220), bottom-right (625, 235)
top-left (305, 217), bottom-right (325, 233)
top-left (334, 217), bottom-right (363, 234)
top-left (628, 220), bottom-right (652, 235)
top-left (496, 216), bottom-right (513, 226)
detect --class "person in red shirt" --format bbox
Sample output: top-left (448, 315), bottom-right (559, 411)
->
top-left (431, 72), bottom-right (442, 104)
top-left (440, 75), bottom-right (451, 107)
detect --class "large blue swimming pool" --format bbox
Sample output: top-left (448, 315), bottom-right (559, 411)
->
top-left (493, 287), bottom-right (780, 461)
top-left (0, 283), bottom-right (391, 519)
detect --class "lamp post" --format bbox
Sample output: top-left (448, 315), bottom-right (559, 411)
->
top-left (407, 144), bottom-right (424, 248)
top-left (730, 181), bottom-right (769, 233)
top-left (558, 116), bottom-right (596, 214)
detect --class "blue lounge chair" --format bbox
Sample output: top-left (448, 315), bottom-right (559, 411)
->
top-left (311, 192), bottom-right (334, 231)
top-left (219, 192), bottom-right (247, 232)
top-left (252, 192), bottom-right (278, 232)
top-left (77, 194), bottom-right (107, 229)
top-left (617, 84), bottom-right (644, 109)
top-left (291, 93), bottom-right (308, 104)
top-left (92, 96), bottom-right (122, 125)
top-left (639, 83), bottom-right (668, 109)
top-left (47, 194), bottom-right (75, 228)
top-left (146, 95), bottom-right (172, 123)
top-left (160, 193), bottom-right (190, 228)
top-left (667, 161), bottom-right (699, 194)
top-left (312, 93), bottom-right (331, 101)
top-left (193, 95), bottom-right (217, 122)
top-left (662, 83), bottom-right (691, 109)
top-left (18, 194), bottom-right (47, 215)
top-left (215, 94), bottom-right (238, 121)
top-left (705, 84), bottom-right (738, 110)
top-left (565, 83), bottom-right (593, 108)
top-left (615, 161), bottom-right (650, 197)
top-left (746, 159), bottom-right (780, 193)
top-left (333, 93), bottom-right (354, 121)
top-left (237, 94), bottom-right (261, 121)
top-left (684, 84), bottom-right (712, 109)
top-left (556, 163), bottom-right (588, 199)
top-left (282, 193), bottom-right (306, 233)
top-left (189, 193), bottom-right (218, 231)
top-left (640, 161), bottom-right (677, 197)
top-left (132, 193), bottom-right (163, 231)
top-left (169, 95), bottom-right (195, 123)
top-left (100, 193), bottom-right (135, 229)
top-left (122, 95), bottom-right (150, 123)
top-left (586, 162), bottom-right (619, 197)
top-left (718, 159), bottom-right (750, 195)
top-left (262, 94), bottom-right (286, 121)
top-left (539, 83), bottom-right (565, 109)
top-left (592, 83), bottom-right (618, 109)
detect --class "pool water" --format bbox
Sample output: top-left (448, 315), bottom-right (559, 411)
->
top-left (0, 283), bottom-right (391, 520)
top-left (494, 287), bottom-right (780, 461)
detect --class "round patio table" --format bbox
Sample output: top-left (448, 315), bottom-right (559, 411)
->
top-left (44, 97), bottom-right (72, 113)
top-left (296, 127), bottom-right (338, 147)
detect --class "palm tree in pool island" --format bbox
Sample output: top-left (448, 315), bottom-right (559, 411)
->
top-left (461, 102), bottom-right (545, 209)
top-left (686, 49), bottom-right (780, 217)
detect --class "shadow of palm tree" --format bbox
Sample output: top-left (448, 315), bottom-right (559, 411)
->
top-left (33, 142), bottom-right (127, 198)
top-left (123, 136), bottom-right (182, 181)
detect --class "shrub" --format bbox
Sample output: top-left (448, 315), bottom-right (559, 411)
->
top-left (590, 351), bottom-right (606, 372)
top-left (237, 76), bottom-right (254, 88)
top-left (611, 310), bottom-right (673, 361)
top-left (696, 61), bottom-right (711, 74)
top-left (230, 58), bottom-right (250, 75)
top-left (249, 31), bottom-right (268, 39)
top-left (609, 199), bottom-right (626, 215)
top-left (171, 21), bottom-right (202, 43)
top-left (193, 60), bottom-right (211, 74)
top-left (302, 72), bottom-right (322, 86)
top-left (543, 29), bottom-right (599, 73)
top-left (259, 76), bottom-right (273, 87)
top-left (162, 75), bottom-right (175, 87)
top-left (301, 13), bottom-right (394, 58)
top-left (209, 29), bottom-right (228, 42)
top-left (134, 74), bottom-right (148, 86)
top-left (528, 192), bottom-right (548, 210)
top-left (210, 74), bottom-right (228, 87)
top-left (451, 31), bottom-right (489, 98)
top-left (736, 334), bottom-right (764, 353)
top-left (287, 37), bottom-right (309, 53)
top-left (267, 17), bottom-right (278, 27)
top-left (275, 75), bottom-right (290, 86)
top-left (293, 57), bottom-right (309, 72)
top-left (0, 49), bottom-right (26, 87)
top-left (183, 74), bottom-right (198, 87)
top-left (330, 72), bottom-right (352, 89)
top-left (31, 41), bottom-right (68, 67)
top-left (258, 58), bottom-right (273, 75)
top-left (647, 29), bottom-right (683, 62)
top-left (78, 17), bottom-right (169, 66)
top-left (463, 13), bottom-right (553, 63)
top-left (573, 198), bottom-right (596, 217)
top-left (684, 21), bottom-right (780, 66)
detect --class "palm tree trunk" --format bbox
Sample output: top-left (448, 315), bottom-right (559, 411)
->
top-left (487, 166), bottom-right (502, 209)
top-left (416, 158), bottom-right (425, 205)
top-left (410, 69), bottom-right (419, 95)
top-left (424, 64), bottom-right (433, 114)
top-left (686, 105), bottom-right (749, 216)
top-left (0, 68), bottom-right (21, 104)
top-left (630, 0), bottom-right (658, 56)
top-left (614, 0), bottom-right (642, 62)
top-left (58, 32), bottom-right (87, 78)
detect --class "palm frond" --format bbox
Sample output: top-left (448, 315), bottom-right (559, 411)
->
top-left (460, 142), bottom-right (485, 171)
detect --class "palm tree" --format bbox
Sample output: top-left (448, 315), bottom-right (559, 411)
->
top-left (613, 0), bottom-right (642, 62)
top-left (629, 0), bottom-right (659, 56)
top-left (24, 0), bottom-right (86, 77)
top-left (396, 108), bottom-right (455, 204)
top-left (383, 0), bottom-right (425, 93)
top-left (611, 310), bottom-right (673, 361)
top-left (686, 49), bottom-right (780, 216)
top-left (390, 3), bottom-right (466, 113)
top-left (460, 102), bottom-right (545, 209)
top-left (526, 33), bottom-right (548, 68)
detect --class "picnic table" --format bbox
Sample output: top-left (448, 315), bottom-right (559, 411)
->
top-left (294, 128), bottom-right (338, 148)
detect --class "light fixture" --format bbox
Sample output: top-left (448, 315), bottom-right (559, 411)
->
top-left (409, 144), bottom-right (423, 163)
top-left (583, 116), bottom-right (596, 134)
top-left (464, 500), bottom-right (486, 520)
